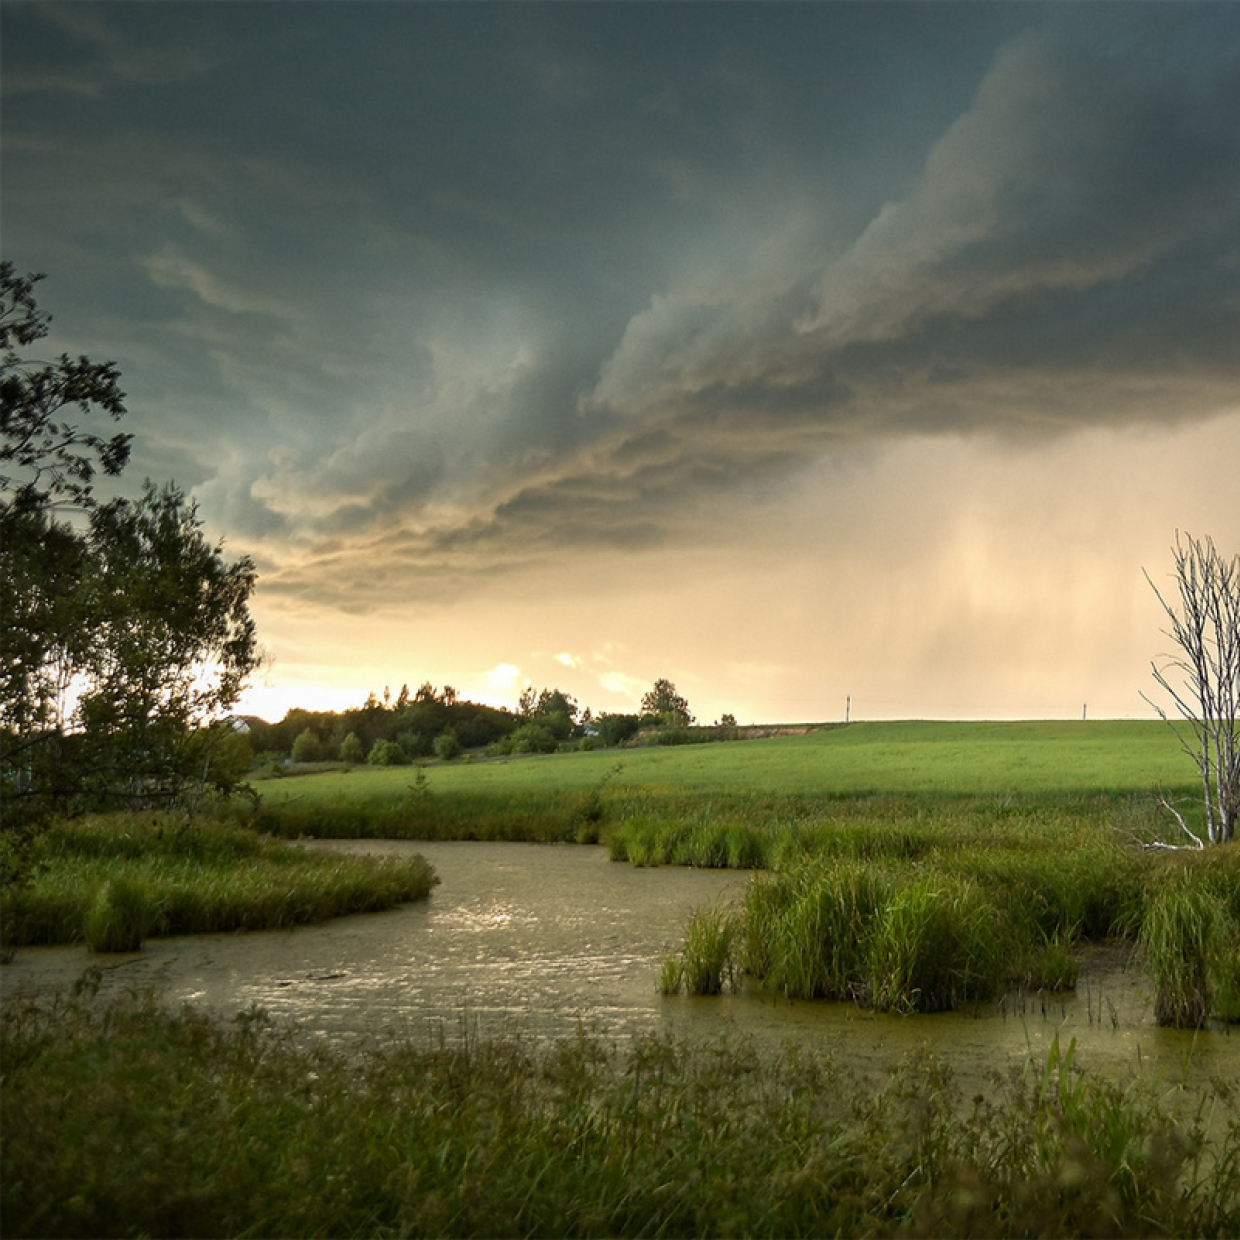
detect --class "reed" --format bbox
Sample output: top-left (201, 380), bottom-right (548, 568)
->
top-left (1140, 870), bottom-right (1229, 1028)
top-left (82, 876), bottom-right (156, 953)
top-left (659, 906), bottom-right (738, 995)
top-left (866, 874), bottom-right (1002, 1013)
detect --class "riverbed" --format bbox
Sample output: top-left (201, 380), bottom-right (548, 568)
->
top-left (2, 840), bottom-right (1234, 1097)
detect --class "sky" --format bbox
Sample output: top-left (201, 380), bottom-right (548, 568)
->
top-left (3, 2), bottom-right (1239, 725)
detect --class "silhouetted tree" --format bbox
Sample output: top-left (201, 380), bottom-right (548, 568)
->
top-left (1144, 533), bottom-right (1239, 847)
top-left (640, 678), bottom-right (694, 726)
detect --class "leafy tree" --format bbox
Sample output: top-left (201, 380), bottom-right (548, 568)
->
top-left (366, 739), bottom-right (408, 767)
top-left (1, 265), bottom-right (258, 840)
top-left (339, 732), bottom-right (366, 764)
top-left (536, 688), bottom-right (578, 722)
top-left (1, 263), bottom-right (130, 512)
top-left (517, 685), bottom-right (538, 718)
top-left (1144, 533), bottom-right (1239, 847)
top-left (433, 729), bottom-right (462, 761)
top-left (596, 713), bottom-right (641, 747)
top-left (640, 679), bottom-right (694, 727)
top-left (292, 728), bottom-right (329, 764)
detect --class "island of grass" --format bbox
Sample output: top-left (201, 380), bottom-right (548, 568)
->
top-left (0, 814), bottom-right (437, 955)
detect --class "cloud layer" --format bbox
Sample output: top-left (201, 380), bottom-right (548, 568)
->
top-left (4, 4), bottom-right (1238, 717)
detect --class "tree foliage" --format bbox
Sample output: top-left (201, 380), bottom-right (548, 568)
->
top-left (1, 263), bottom-right (130, 512)
top-left (1144, 532), bottom-right (1239, 847)
top-left (1, 264), bottom-right (258, 841)
top-left (640, 678), bottom-right (694, 727)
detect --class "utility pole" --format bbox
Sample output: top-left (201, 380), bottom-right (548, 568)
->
top-left (845, 695), bottom-right (851, 724)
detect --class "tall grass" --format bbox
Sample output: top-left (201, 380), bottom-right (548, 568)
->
top-left (3, 994), bottom-right (1237, 1238)
top-left (659, 906), bottom-right (737, 995)
top-left (1141, 872), bottom-right (1228, 1028)
top-left (0, 814), bottom-right (438, 950)
top-left (867, 874), bottom-right (1002, 1013)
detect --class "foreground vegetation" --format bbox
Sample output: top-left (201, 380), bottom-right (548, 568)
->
top-left (3, 993), bottom-right (1237, 1239)
top-left (0, 815), bottom-right (437, 953)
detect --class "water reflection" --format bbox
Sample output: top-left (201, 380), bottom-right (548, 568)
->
top-left (3, 840), bottom-right (1234, 1095)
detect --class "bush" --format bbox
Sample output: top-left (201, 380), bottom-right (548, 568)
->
top-left (366, 739), bottom-right (408, 767)
top-left (596, 713), bottom-right (641, 747)
top-left (509, 723), bottom-right (558, 754)
top-left (433, 730), bottom-right (462, 761)
top-left (291, 727), bottom-right (332, 764)
top-left (339, 732), bottom-right (365, 764)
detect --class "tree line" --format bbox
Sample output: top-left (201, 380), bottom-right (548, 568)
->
top-left (248, 676), bottom-right (740, 767)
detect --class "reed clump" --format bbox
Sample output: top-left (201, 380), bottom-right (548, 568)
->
top-left (659, 906), bottom-right (738, 995)
top-left (3, 994), bottom-right (1237, 1239)
top-left (81, 876), bottom-right (156, 953)
top-left (1140, 870), bottom-right (1231, 1028)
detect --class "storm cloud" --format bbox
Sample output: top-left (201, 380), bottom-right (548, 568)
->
top-left (4, 2), bottom-right (1237, 719)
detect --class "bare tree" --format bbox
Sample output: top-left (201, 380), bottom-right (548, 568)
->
top-left (1143, 533), bottom-right (1239, 847)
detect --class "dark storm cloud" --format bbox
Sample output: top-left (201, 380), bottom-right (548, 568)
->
top-left (3, 3), bottom-right (1237, 608)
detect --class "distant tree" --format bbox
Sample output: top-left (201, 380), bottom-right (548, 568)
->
top-left (518, 685), bottom-right (538, 718)
top-left (640, 679), bottom-right (694, 727)
top-left (597, 713), bottom-right (641, 747)
top-left (339, 732), bottom-right (366, 764)
top-left (366, 739), bottom-right (408, 767)
top-left (1144, 533), bottom-right (1239, 847)
top-left (290, 727), bottom-right (325, 764)
top-left (537, 688), bottom-right (578, 722)
top-left (440, 685), bottom-right (458, 707)
top-left (433, 729), bottom-right (462, 761)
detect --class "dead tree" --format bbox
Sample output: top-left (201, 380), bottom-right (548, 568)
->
top-left (1143, 533), bottom-right (1239, 847)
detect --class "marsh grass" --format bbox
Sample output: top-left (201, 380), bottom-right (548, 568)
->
top-left (1140, 871), bottom-right (1233, 1028)
top-left (0, 814), bottom-right (438, 949)
top-left (659, 906), bottom-right (737, 995)
top-left (3, 994), bottom-right (1237, 1239)
top-left (867, 875), bottom-right (1001, 1013)
top-left (82, 876), bottom-right (156, 953)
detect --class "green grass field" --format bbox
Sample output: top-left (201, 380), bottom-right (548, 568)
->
top-left (260, 720), bottom-right (1193, 803)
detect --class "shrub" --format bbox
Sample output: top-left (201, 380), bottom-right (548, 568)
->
top-left (291, 727), bottom-right (331, 764)
top-left (508, 723), bottom-right (558, 754)
top-left (366, 739), bottom-right (408, 767)
top-left (433, 730), bottom-right (462, 761)
top-left (339, 732), bottom-right (365, 764)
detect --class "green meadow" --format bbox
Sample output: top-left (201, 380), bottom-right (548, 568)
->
top-left (251, 719), bottom-right (1196, 840)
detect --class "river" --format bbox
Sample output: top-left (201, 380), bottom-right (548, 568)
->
top-left (2, 840), bottom-right (1235, 1097)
